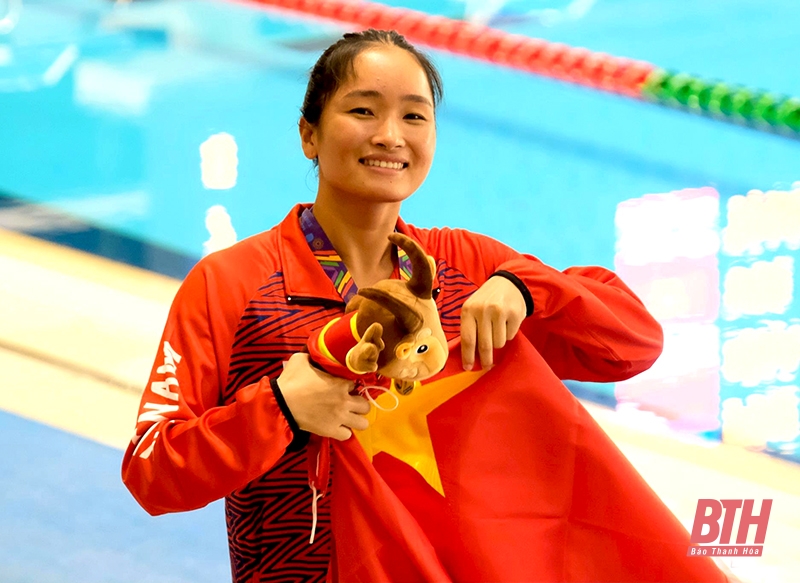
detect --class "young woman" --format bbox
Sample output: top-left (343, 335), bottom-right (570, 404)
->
top-left (122, 29), bottom-right (663, 582)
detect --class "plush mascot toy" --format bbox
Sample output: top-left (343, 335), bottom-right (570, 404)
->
top-left (303, 234), bottom-right (450, 543)
top-left (306, 233), bottom-right (449, 396)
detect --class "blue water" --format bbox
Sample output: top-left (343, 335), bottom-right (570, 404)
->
top-left (1, 0), bottom-right (798, 269)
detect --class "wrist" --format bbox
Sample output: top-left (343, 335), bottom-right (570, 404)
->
top-left (270, 377), bottom-right (310, 452)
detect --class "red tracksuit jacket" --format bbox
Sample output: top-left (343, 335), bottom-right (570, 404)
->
top-left (121, 203), bottom-right (664, 582)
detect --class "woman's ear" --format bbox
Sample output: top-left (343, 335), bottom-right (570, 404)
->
top-left (298, 117), bottom-right (318, 161)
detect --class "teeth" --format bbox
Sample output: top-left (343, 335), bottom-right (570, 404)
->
top-left (364, 159), bottom-right (404, 170)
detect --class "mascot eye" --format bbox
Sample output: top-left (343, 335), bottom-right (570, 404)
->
top-left (416, 345), bottom-right (428, 354)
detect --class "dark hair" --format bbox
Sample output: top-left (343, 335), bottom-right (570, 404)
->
top-left (300, 29), bottom-right (444, 126)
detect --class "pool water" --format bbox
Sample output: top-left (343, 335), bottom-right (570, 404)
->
top-left (2, 0), bottom-right (799, 457)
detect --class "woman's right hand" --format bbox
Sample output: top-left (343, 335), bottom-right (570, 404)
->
top-left (277, 352), bottom-right (371, 441)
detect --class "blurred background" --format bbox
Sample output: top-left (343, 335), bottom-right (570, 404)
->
top-left (1, 0), bottom-right (799, 581)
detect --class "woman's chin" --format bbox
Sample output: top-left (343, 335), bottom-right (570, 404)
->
top-left (355, 189), bottom-right (415, 205)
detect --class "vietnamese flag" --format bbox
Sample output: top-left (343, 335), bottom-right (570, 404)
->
top-left (327, 335), bottom-right (729, 582)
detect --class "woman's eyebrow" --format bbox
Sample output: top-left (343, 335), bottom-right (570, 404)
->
top-left (403, 94), bottom-right (433, 107)
top-left (343, 89), bottom-right (432, 107)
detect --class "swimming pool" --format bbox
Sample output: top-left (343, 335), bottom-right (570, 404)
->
top-left (2, 0), bottom-right (799, 460)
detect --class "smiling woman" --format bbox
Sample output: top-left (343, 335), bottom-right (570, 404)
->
top-left (120, 28), bottom-right (670, 583)
top-left (299, 45), bottom-right (435, 205)
top-left (299, 31), bottom-right (440, 211)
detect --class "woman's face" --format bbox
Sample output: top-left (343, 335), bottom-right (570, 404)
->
top-left (300, 45), bottom-right (437, 205)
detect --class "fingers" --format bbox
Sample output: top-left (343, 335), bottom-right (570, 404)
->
top-left (460, 311), bottom-right (477, 370)
top-left (322, 383), bottom-right (369, 439)
top-left (493, 316), bottom-right (507, 350)
top-left (330, 398), bottom-right (370, 441)
top-left (330, 413), bottom-right (369, 441)
top-left (462, 307), bottom-right (498, 370)
top-left (279, 355), bottom-right (375, 439)
top-left (506, 315), bottom-right (523, 343)
top-left (342, 412), bottom-right (370, 432)
top-left (348, 394), bottom-right (371, 415)
top-left (461, 299), bottom-right (525, 370)
top-left (476, 311), bottom-right (495, 370)
top-left (310, 394), bottom-right (370, 440)
top-left (332, 426), bottom-right (353, 441)
top-left (497, 309), bottom-right (525, 348)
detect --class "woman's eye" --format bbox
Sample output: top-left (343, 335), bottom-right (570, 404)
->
top-left (350, 108), bottom-right (372, 115)
top-left (405, 113), bottom-right (426, 121)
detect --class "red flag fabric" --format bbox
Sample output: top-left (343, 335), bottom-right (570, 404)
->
top-left (328, 335), bottom-right (728, 582)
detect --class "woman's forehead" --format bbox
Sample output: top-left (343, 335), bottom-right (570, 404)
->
top-left (339, 46), bottom-right (433, 100)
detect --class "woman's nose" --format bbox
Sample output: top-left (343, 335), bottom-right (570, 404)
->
top-left (372, 117), bottom-right (404, 149)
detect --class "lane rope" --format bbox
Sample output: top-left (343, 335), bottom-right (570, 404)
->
top-left (248, 0), bottom-right (800, 139)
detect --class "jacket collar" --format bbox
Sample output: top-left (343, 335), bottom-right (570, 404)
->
top-left (276, 203), bottom-right (439, 303)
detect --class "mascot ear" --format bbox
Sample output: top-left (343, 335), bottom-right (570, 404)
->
top-left (395, 342), bottom-right (413, 360)
top-left (346, 322), bottom-right (385, 374)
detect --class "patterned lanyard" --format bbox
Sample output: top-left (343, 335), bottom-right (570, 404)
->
top-left (299, 207), bottom-right (411, 303)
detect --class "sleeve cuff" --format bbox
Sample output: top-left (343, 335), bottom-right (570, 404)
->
top-left (270, 377), bottom-right (310, 452)
top-left (490, 270), bottom-right (534, 317)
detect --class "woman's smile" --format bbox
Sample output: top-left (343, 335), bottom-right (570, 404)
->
top-left (359, 157), bottom-right (409, 172)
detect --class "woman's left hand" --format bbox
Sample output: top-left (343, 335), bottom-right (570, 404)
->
top-left (460, 276), bottom-right (527, 371)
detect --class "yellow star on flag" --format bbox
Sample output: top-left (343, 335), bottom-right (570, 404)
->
top-left (354, 369), bottom-right (488, 496)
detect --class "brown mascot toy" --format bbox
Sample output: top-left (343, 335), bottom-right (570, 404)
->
top-left (306, 233), bottom-right (449, 396)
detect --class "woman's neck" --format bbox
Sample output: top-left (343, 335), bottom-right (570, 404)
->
top-left (311, 194), bottom-right (402, 288)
